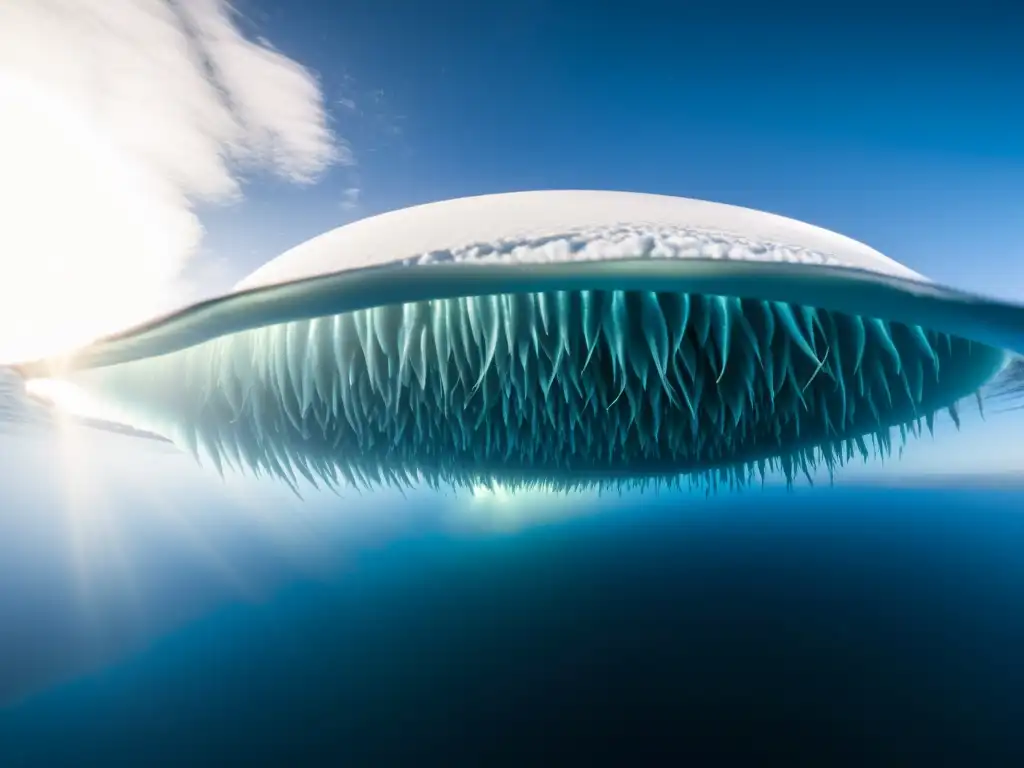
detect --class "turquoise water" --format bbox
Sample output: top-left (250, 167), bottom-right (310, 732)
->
top-left (2, 484), bottom-right (1024, 763)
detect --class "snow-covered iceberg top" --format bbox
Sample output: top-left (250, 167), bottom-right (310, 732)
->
top-left (236, 190), bottom-right (925, 291)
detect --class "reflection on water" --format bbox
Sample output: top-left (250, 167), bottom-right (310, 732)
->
top-left (0, 366), bottom-right (54, 432)
top-left (0, 368), bottom-right (171, 443)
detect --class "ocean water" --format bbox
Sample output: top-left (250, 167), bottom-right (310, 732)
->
top-left (2, 471), bottom-right (1024, 764)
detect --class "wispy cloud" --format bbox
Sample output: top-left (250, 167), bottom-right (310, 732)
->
top-left (340, 187), bottom-right (361, 210)
top-left (0, 0), bottom-right (344, 363)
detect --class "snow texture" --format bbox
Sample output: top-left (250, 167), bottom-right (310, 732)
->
top-left (237, 191), bottom-right (924, 292)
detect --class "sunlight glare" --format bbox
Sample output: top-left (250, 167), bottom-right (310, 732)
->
top-left (0, 71), bottom-right (193, 365)
top-left (470, 483), bottom-right (514, 505)
top-left (24, 377), bottom-right (112, 422)
top-left (461, 482), bottom-right (596, 532)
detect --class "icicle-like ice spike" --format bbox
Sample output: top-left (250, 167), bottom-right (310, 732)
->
top-left (710, 296), bottom-right (732, 384)
top-left (772, 302), bottom-right (821, 366)
top-left (57, 279), bottom-right (1007, 499)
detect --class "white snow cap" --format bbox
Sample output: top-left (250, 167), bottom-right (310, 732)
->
top-left (237, 190), bottom-right (924, 291)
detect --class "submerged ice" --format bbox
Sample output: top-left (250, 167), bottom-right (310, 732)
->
top-left (24, 191), bottom-right (1024, 495)
top-left (66, 288), bottom-right (1004, 495)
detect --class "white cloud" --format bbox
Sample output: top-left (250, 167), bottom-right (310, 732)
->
top-left (0, 0), bottom-right (343, 364)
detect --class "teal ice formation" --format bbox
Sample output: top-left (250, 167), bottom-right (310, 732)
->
top-left (19, 191), bottom-right (1019, 494)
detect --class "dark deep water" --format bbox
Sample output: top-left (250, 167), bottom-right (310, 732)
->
top-left (3, 485), bottom-right (1024, 765)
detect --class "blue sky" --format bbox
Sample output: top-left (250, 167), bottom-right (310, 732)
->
top-left (197, 4), bottom-right (1024, 301)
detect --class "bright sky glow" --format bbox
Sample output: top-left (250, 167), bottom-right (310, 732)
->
top-left (0, 72), bottom-right (194, 365)
top-left (0, 0), bottom-right (340, 366)
top-left (23, 378), bottom-right (111, 421)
